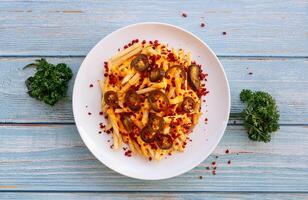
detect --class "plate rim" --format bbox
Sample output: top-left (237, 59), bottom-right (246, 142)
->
top-left (73, 22), bottom-right (231, 180)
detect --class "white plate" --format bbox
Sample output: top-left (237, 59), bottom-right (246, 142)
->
top-left (73, 22), bottom-right (230, 180)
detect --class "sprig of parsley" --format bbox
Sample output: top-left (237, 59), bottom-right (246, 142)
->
top-left (25, 58), bottom-right (73, 106)
top-left (240, 89), bottom-right (280, 142)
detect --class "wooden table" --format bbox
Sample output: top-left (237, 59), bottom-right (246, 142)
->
top-left (0, 1), bottom-right (307, 199)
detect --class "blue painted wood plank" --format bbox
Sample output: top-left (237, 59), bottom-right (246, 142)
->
top-left (0, 124), bottom-right (307, 192)
top-left (0, 57), bottom-right (307, 124)
top-left (0, 0), bottom-right (307, 56)
top-left (0, 192), bottom-right (307, 200)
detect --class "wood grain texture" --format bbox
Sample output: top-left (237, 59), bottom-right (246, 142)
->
top-left (0, 0), bottom-right (307, 56)
top-left (0, 125), bottom-right (307, 192)
top-left (0, 0), bottom-right (308, 197)
top-left (0, 57), bottom-right (307, 124)
top-left (0, 192), bottom-right (307, 200)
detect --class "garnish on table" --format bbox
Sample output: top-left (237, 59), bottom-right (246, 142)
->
top-left (240, 89), bottom-right (280, 143)
top-left (24, 58), bottom-right (73, 106)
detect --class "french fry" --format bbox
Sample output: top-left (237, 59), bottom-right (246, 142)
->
top-left (119, 73), bottom-right (140, 94)
top-left (137, 138), bottom-right (149, 157)
top-left (169, 96), bottom-right (183, 105)
top-left (107, 108), bottom-right (122, 149)
top-left (141, 46), bottom-right (158, 56)
top-left (167, 87), bottom-right (175, 99)
top-left (136, 87), bottom-right (157, 94)
top-left (141, 109), bottom-right (149, 126)
top-left (110, 45), bottom-right (142, 68)
top-left (121, 73), bottom-right (135, 85)
top-left (132, 140), bottom-right (143, 155)
top-left (109, 43), bottom-right (141, 63)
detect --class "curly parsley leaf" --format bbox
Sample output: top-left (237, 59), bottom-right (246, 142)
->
top-left (25, 58), bottom-right (73, 106)
top-left (240, 89), bottom-right (280, 142)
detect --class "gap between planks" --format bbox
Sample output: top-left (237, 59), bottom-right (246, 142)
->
top-left (0, 190), bottom-right (307, 194)
top-left (0, 55), bottom-right (307, 59)
top-left (0, 123), bottom-right (307, 126)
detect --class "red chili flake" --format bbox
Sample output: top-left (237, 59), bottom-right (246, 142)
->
top-left (212, 170), bottom-right (216, 175)
top-left (100, 124), bottom-right (105, 129)
top-left (124, 45), bottom-right (128, 49)
top-left (104, 73), bottom-right (108, 77)
top-left (167, 53), bottom-right (177, 62)
top-left (200, 22), bottom-right (205, 27)
top-left (211, 161), bottom-right (216, 165)
top-left (205, 118), bottom-right (208, 122)
top-left (206, 166), bottom-right (210, 170)
top-left (197, 88), bottom-right (209, 97)
top-left (222, 31), bottom-right (227, 35)
top-left (149, 40), bottom-right (153, 44)
top-left (153, 40), bottom-right (159, 48)
top-left (99, 112), bottom-right (103, 115)
top-left (199, 176), bottom-right (203, 179)
top-left (225, 149), bottom-right (229, 154)
top-left (150, 143), bottom-right (158, 150)
top-left (108, 74), bottom-right (117, 85)
top-left (199, 71), bottom-right (207, 81)
top-left (149, 157), bottom-right (152, 161)
top-left (88, 112), bottom-right (92, 115)
top-left (142, 40), bottom-right (146, 45)
top-left (89, 84), bottom-right (93, 88)
top-left (182, 12), bottom-right (187, 18)
top-left (124, 150), bottom-right (132, 157)
top-left (228, 160), bottom-right (231, 165)
top-left (249, 72), bottom-right (253, 75)
top-left (160, 62), bottom-right (164, 68)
